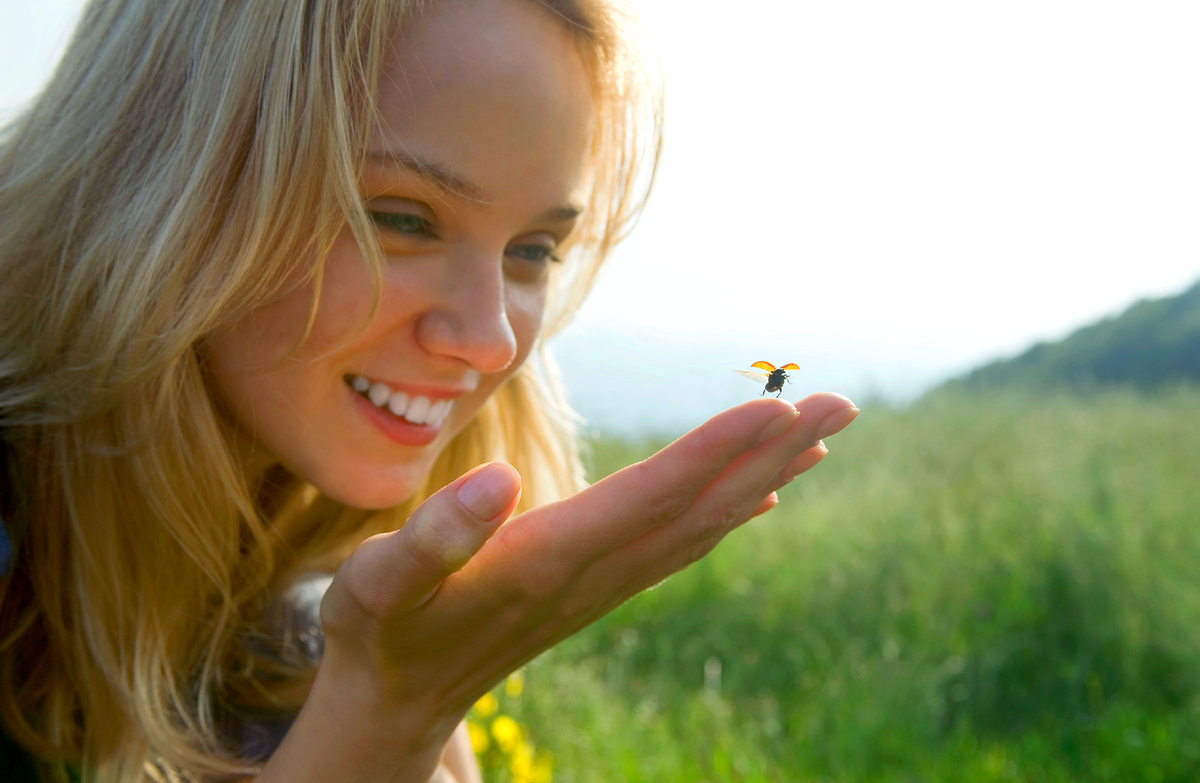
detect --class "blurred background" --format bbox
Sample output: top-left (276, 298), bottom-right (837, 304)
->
top-left (551, 0), bottom-right (1200, 433)
top-left (6, 1), bottom-right (1199, 781)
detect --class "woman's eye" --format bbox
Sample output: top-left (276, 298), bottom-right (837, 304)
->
top-left (506, 244), bottom-right (560, 264)
top-left (369, 211), bottom-right (436, 238)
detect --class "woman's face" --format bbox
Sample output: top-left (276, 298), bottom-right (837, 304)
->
top-left (205, 0), bottom-right (594, 508)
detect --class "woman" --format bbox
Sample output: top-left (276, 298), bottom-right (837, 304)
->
top-left (0, 0), bottom-right (858, 780)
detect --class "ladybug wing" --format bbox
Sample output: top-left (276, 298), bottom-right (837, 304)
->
top-left (734, 370), bottom-right (770, 382)
top-left (750, 361), bottom-right (777, 372)
top-left (779, 363), bottom-right (800, 371)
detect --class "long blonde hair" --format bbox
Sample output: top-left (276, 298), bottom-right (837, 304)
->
top-left (0, 0), bottom-right (660, 779)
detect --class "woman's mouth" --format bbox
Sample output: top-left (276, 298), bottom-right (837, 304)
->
top-left (345, 374), bottom-right (454, 428)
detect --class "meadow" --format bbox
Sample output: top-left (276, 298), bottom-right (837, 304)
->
top-left (469, 387), bottom-right (1200, 783)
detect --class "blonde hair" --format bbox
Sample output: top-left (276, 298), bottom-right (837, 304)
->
top-left (0, 0), bottom-right (660, 779)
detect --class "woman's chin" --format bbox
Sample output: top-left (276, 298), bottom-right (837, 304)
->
top-left (303, 462), bottom-right (426, 511)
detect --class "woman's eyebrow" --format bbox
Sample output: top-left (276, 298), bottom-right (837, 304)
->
top-left (538, 205), bottom-right (583, 223)
top-left (369, 150), bottom-right (585, 224)
top-left (368, 150), bottom-right (490, 202)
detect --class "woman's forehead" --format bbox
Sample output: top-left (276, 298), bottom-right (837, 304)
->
top-left (376, 0), bottom-right (588, 122)
top-left (369, 0), bottom-right (595, 208)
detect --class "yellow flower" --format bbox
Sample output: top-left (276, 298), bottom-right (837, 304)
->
top-left (466, 721), bottom-right (490, 754)
top-left (531, 755), bottom-right (553, 783)
top-left (512, 743), bottom-right (553, 783)
top-left (511, 739), bottom-right (534, 778)
top-left (490, 715), bottom-right (522, 753)
top-left (505, 670), bottom-right (525, 698)
top-left (473, 692), bottom-right (498, 717)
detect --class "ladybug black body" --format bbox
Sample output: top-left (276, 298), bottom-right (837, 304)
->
top-left (736, 361), bottom-right (799, 398)
top-left (763, 368), bottom-right (790, 396)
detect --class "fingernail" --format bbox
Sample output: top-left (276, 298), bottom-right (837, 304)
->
top-left (456, 463), bottom-right (519, 522)
top-left (758, 409), bottom-right (799, 442)
top-left (815, 406), bottom-right (859, 440)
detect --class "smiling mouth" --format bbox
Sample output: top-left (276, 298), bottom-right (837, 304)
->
top-left (345, 374), bottom-right (454, 427)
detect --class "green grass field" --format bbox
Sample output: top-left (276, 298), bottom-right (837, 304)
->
top-left (472, 387), bottom-right (1200, 782)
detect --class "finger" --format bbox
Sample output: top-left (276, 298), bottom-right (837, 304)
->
top-left (776, 440), bottom-right (829, 482)
top-left (594, 402), bottom-right (854, 593)
top-left (333, 462), bottom-right (522, 619)
top-left (545, 395), bottom-right (851, 557)
top-left (748, 492), bottom-right (779, 519)
top-left (610, 396), bottom-right (801, 518)
top-left (412, 401), bottom-right (817, 643)
top-left (436, 401), bottom-right (815, 634)
top-left (695, 397), bottom-right (851, 518)
top-left (730, 442), bottom-right (829, 524)
top-left (653, 399), bottom-right (851, 547)
top-left (742, 442), bottom-right (830, 510)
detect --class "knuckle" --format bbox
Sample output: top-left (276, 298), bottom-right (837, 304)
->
top-left (644, 491), bottom-right (691, 527)
top-left (691, 416), bottom-right (720, 452)
top-left (332, 540), bottom-right (398, 620)
top-left (551, 588), bottom-right (590, 626)
top-left (518, 560), bottom-right (571, 603)
top-left (542, 586), bottom-right (583, 629)
top-left (695, 505), bottom-right (740, 541)
top-left (488, 529), bottom-right (561, 604)
top-left (404, 517), bottom-right (467, 575)
top-left (317, 578), bottom-right (360, 638)
top-left (683, 540), bottom-right (716, 566)
top-left (630, 461), bottom-right (692, 526)
top-left (496, 559), bottom-right (564, 608)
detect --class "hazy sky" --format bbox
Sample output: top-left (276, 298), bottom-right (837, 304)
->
top-left (579, 1), bottom-right (1200, 355)
top-left (4, 0), bottom-right (1199, 430)
top-left (556, 0), bottom-right (1200, 427)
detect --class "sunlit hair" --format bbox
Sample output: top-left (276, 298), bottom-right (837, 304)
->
top-left (0, 0), bottom-right (661, 778)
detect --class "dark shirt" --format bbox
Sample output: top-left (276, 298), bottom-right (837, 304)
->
top-left (0, 728), bottom-right (39, 782)
top-left (0, 514), bottom-right (12, 577)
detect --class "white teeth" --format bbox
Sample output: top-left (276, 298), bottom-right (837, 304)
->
top-left (428, 399), bottom-right (450, 426)
top-left (405, 395), bottom-right (431, 424)
top-left (367, 382), bottom-right (391, 407)
top-left (349, 374), bottom-right (452, 427)
top-left (387, 391), bottom-right (409, 417)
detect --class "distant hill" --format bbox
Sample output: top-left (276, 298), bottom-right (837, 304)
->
top-left (947, 278), bottom-right (1200, 393)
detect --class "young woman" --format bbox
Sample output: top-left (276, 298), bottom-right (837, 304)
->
top-left (0, 0), bottom-right (858, 780)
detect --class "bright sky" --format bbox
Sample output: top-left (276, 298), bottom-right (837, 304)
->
top-left (551, 0), bottom-right (1200, 428)
top-left (5, 0), bottom-right (1199, 431)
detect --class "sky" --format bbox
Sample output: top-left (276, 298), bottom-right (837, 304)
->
top-left (4, 0), bottom-right (1199, 433)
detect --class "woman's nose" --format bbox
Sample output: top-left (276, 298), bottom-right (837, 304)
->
top-left (414, 253), bottom-right (519, 373)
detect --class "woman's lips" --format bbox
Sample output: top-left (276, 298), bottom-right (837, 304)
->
top-left (346, 374), bottom-right (456, 426)
top-left (346, 374), bottom-right (454, 447)
top-left (349, 389), bottom-right (442, 447)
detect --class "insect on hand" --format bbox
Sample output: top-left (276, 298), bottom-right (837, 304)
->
top-left (736, 361), bottom-right (800, 397)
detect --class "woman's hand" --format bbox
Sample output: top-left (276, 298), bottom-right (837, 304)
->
top-left (257, 393), bottom-right (857, 783)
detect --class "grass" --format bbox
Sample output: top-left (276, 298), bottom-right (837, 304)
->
top-left (476, 386), bottom-right (1200, 782)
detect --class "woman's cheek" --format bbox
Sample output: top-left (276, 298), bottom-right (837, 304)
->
top-left (506, 283), bottom-right (548, 359)
top-left (306, 244), bottom-right (383, 345)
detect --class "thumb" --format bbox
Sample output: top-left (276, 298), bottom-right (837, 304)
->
top-left (335, 462), bottom-right (522, 619)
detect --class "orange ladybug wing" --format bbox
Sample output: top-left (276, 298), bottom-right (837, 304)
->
top-left (779, 363), bottom-right (799, 371)
top-left (750, 360), bottom-right (777, 372)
